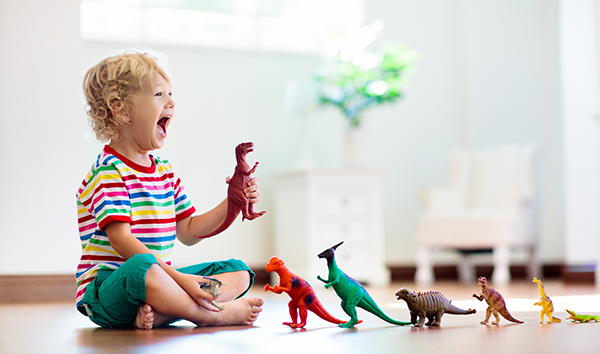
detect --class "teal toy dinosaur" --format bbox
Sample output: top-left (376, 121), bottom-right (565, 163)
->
top-left (316, 241), bottom-right (411, 328)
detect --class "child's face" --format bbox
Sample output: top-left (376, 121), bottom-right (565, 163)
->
top-left (121, 73), bottom-right (175, 152)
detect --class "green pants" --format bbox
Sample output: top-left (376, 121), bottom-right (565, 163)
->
top-left (80, 254), bottom-right (255, 328)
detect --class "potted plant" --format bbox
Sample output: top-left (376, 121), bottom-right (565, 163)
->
top-left (315, 36), bottom-right (419, 166)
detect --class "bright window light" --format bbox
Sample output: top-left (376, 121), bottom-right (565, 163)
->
top-left (80, 0), bottom-right (365, 54)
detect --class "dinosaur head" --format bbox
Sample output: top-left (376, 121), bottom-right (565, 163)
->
top-left (566, 309), bottom-right (576, 320)
top-left (395, 288), bottom-right (415, 302)
top-left (200, 276), bottom-right (225, 298)
top-left (317, 241), bottom-right (344, 260)
top-left (532, 277), bottom-right (540, 284)
top-left (477, 276), bottom-right (488, 287)
top-left (265, 256), bottom-right (285, 273)
top-left (235, 142), bottom-right (254, 158)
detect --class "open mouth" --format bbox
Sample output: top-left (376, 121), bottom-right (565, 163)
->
top-left (157, 116), bottom-right (170, 137)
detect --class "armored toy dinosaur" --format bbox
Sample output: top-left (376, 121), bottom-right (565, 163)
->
top-left (395, 288), bottom-right (476, 327)
top-left (565, 309), bottom-right (600, 323)
top-left (264, 256), bottom-right (357, 329)
top-left (200, 276), bottom-right (226, 312)
top-left (195, 142), bottom-right (266, 238)
top-left (316, 241), bottom-right (411, 328)
top-left (473, 276), bottom-right (523, 325)
top-left (532, 277), bottom-right (561, 323)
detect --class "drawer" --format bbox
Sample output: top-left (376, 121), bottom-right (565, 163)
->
top-left (313, 219), bottom-right (373, 262)
top-left (317, 218), bottom-right (370, 242)
top-left (316, 190), bottom-right (370, 215)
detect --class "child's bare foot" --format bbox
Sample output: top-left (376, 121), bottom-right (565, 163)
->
top-left (134, 304), bottom-right (178, 329)
top-left (134, 303), bottom-right (154, 330)
top-left (198, 297), bottom-right (264, 327)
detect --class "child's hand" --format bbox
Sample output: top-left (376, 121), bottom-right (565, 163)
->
top-left (178, 273), bottom-right (220, 312)
top-left (244, 176), bottom-right (260, 204)
top-left (225, 176), bottom-right (261, 204)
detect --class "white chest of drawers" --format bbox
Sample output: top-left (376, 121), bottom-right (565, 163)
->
top-left (273, 169), bottom-right (389, 286)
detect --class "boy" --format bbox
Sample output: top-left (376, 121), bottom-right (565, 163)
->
top-left (76, 50), bottom-right (263, 329)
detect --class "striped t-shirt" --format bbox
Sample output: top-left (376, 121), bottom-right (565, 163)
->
top-left (75, 145), bottom-right (196, 308)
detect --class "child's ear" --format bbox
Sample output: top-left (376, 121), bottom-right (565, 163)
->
top-left (109, 98), bottom-right (131, 124)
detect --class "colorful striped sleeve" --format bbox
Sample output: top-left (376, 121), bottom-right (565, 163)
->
top-left (78, 159), bottom-right (131, 229)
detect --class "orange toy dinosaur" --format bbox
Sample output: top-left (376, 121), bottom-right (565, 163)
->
top-left (264, 256), bottom-right (356, 329)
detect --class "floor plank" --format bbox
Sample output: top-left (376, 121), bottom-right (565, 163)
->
top-left (1, 280), bottom-right (599, 354)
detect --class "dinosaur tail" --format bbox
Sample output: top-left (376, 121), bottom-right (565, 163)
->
top-left (358, 296), bottom-right (411, 326)
top-left (445, 303), bottom-right (477, 315)
top-left (195, 205), bottom-right (239, 238)
top-left (551, 316), bottom-right (561, 323)
top-left (308, 300), bottom-right (347, 325)
top-left (499, 308), bottom-right (524, 324)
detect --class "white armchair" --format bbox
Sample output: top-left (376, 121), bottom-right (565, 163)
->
top-left (414, 144), bottom-right (539, 286)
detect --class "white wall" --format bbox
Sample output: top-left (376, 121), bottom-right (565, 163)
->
top-left (559, 0), bottom-right (600, 266)
top-left (367, 0), bottom-right (564, 265)
top-left (0, 0), bottom-right (572, 275)
top-left (459, 0), bottom-right (565, 262)
top-left (0, 0), bottom-right (84, 274)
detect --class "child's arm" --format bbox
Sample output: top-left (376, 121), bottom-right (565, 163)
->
top-left (105, 221), bottom-right (220, 312)
top-left (176, 177), bottom-right (261, 246)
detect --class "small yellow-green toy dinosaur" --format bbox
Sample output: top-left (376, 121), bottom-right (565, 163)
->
top-left (532, 277), bottom-right (560, 323)
top-left (566, 309), bottom-right (600, 323)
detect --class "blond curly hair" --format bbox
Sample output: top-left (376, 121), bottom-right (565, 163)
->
top-left (83, 50), bottom-right (171, 142)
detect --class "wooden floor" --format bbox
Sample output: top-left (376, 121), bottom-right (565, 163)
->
top-left (1, 280), bottom-right (599, 354)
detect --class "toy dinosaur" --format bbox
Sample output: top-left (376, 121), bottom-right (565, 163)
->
top-left (264, 256), bottom-right (357, 329)
top-left (200, 276), bottom-right (226, 312)
top-left (395, 288), bottom-right (476, 327)
top-left (532, 277), bottom-right (561, 323)
top-left (473, 276), bottom-right (523, 325)
top-left (316, 241), bottom-right (411, 328)
top-left (565, 309), bottom-right (600, 323)
top-left (195, 142), bottom-right (266, 238)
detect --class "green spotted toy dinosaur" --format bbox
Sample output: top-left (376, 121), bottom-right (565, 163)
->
top-left (316, 241), bottom-right (411, 328)
top-left (566, 309), bottom-right (600, 323)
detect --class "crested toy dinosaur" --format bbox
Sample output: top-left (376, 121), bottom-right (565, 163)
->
top-left (264, 256), bottom-right (357, 329)
top-left (532, 277), bottom-right (561, 323)
top-left (195, 142), bottom-right (266, 238)
top-left (473, 276), bottom-right (523, 325)
top-left (395, 288), bottom-right (476, 327)
top-left (316, 241), bottom-right (411, 328)
top-left (565, 309), bottom-right (600, 323)
top-left (200, 276), bottom-right (226, 312)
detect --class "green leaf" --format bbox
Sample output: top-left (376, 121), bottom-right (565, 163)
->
top-left (314, 42), bottom-right (419, 124)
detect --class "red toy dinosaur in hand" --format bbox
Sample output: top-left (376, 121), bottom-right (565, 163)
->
top-left (195, 142), bottom-right (266, 239)
top-left (264, 256), bottom-right (358, 329)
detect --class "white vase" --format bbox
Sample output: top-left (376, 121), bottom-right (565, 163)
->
top-left (345, 126), bottom-right (366, 168)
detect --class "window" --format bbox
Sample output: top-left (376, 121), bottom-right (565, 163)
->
top-left (80, 0), bottom-right (365, 54)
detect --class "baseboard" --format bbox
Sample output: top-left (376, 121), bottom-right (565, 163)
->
top-left (0, 263), bottom-right (589, 303)
top-left (388, 263), bottom-right (570, 283)
top-left (0, 275), bottom-right (76, 303)
top-left (257, 263), bottom-right (573, 285)
top-left (0, 268), bottom-right (272, 304)
top-left (252, 268), bottom-right (270, 286)
top-left (562, 264), bottom-right (597, 283)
